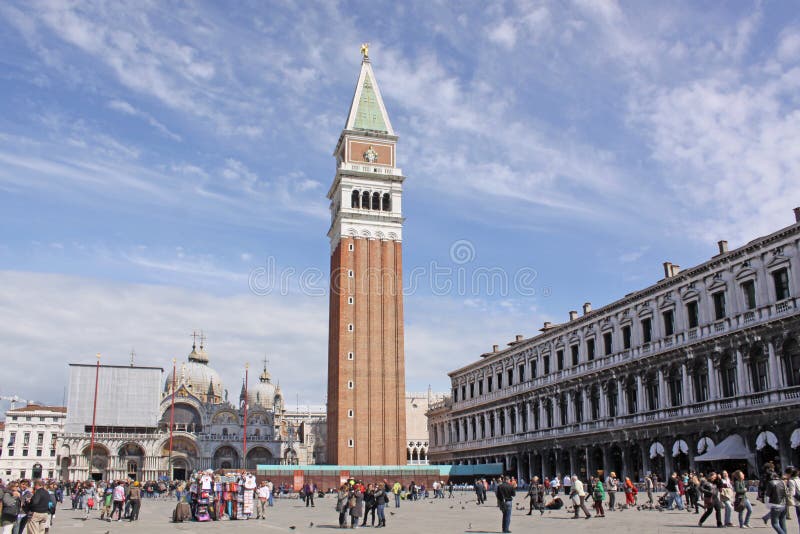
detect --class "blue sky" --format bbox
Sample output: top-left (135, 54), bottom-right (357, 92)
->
top-left (1, 0), bottom-right (799, 408)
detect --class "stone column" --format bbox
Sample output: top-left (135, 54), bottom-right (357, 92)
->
top-left (621, 446), bottom-right (631, 479)
top-left (599, 384), bottom-right (608, 419)
top-left (707, 355), bottom-right (719, 399)
top-left (553, 395), bottom-right (561, 427)
top-left (616, 379), bottom-right (625, 415)
top-left (636, 375), bottom-right (645, 414)
top-left (767, 341), bottom-right (781, 389)
top-left (602, 446), bottom-right (611, 476)
top-left (657, 368), bottom-right (666, 409)
top-left (736, 349), bottom-right (748, 396)
top-left (582, 389), bottom-right (590, 422)
top-left (495, 409), bottom-right (501, 437)
top-left (568, 448), bottom-right (577, 476)
top-left (640, 441), bottom-right (650, 476)
top-left (565, 391), bottom-right (574, 424)
top-left (681, 362), bottom-right (692, 406)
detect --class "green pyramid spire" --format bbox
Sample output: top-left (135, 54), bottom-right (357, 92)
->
top-left (352, 73), bottom-right (388, 133)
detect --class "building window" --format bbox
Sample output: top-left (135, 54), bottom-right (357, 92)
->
top-left (36, 449), bottom-right (42, 457)
top-left (348, 296), bottom-right (354, 305)
top-left (382, 193), bottom-right (391, 211)
top-left (37, 433), bottom-right (43, 446)
top-left (645, 376), bottom-right (659, 411)
top-left (622, 326), bottom-right (632, 349)
top-left (556, 350), bottom-right (564, 371)
top-left (519, 363), bottom-right (526, 381)
top-left (348, 270), bottom-right (353, 278)
top-left (469, 383), bottom-right (475, 398)
top-left (783, 338), bottom-right (800, 387)
top-left (23, 433), bottom-right (30, 446)
top-left (7, 450), bottom-right (12, 457)
top-left (574, 391), bottom-right (583, 423)
top-left (362, 191), bottom-right (370, 209)
top-left (351, 190), bottom-right (360, 208)
top-left (22, 449), bottom-right (28, 456)
top-left (749, 346), bottom-right (769, 392)
top-left (687, 301), bottom-right (699, 328)
top-left (347, 380), bottom-right (354, 389)
top-left (452, 388), bottom-right (458, 402)
top-left (607, 385), bottom-right (618, 417)
top-left (347, 409), bottom-right (353, 418)
top-left (347, 352), bottom-right (354, 360)
top-left (668, 368), bottom-right (682, 407)
top-left (662, 309), bottom-right (674, 336)
top-left (478, 380), bottom-right (483, 395)
top-left (530, 360), bottom-right (537, 379)
top-left (713, 291), bottom-right (726, 321)
top-left (348, 439), bottom-right (354, 448)
top-left (586, 338), bottom-right (595, 361)
top-left (497, 373), bottom-right (503, 389)
top-left (543, 355), bottom-right (550, 375)
top-left (603, 332), bottom-right (613, 355)
top-left (571, 345), bottom-right (579, 366)
top-left (506, 368), bottom-right (513, 386)
top-left (720, 353), bottom-right (737, 398)
top-left (641, 317), bottom-right (652, 343)
top-left (372, 192), bottom-right (380, 210)
top-left (347, 324), bottom-right (353, 332)
top-left (626, 380), bottom-right (638, 414)
top-left (487, 376), bottom-right (493, 392)
top-left (693, 364), bottom-right (709, 402)
top-left (348, 243), bottom-right (354, 251)
top-left (773, 268), bottom-right (790, 300)
top-left (742, 280), bottom-right (757, 310)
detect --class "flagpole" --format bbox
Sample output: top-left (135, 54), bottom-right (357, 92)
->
top-left (243, 363), bottom-right (249, 469)
top-left (168, 358), bottom-right (177, 479)
top-left (88, 353), bottom-right (101, 480)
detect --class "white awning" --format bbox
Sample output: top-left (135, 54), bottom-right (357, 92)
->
top-left (695, 434), bottom-right (754, 462)
top-left (791, 429), bottom-right (800, 449)
top-left (756, 431), bottom-right (779, 451)
top-left (697, 437), bottom-right (715, 455)
top-left (650, 442), bottom-right (665, 459)
top-left (673, 439), bottom-right (689, 457)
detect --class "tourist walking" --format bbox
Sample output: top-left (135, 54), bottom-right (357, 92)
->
top-left (1, 482), bottom-right (20, 534)
top-left (732, 470), bottom-right (752, 528)
top-left (699, 472), bottom-right (723, 528)
top-left (392, 481), bottom-right (401, 508)
top-left (687, 474), bottom-right (701, 513)
top-left (81, 481), bottom-right (96, 521)
top-left (570, 475), bottom-right (591, 519)
top-left (667, 473), bottom-right (684, 510)
top-left (128, 481), bottom-right (142, 521)
top-left (605, 472), bottom-right (618, 511)
top-left (551, 475), bottom-right (560, 497)
top-left (591, 476), bottom-right (605, 517)
top-left (765, 468), bottom-right (788, 534)
top-left (348, 486), bottom-right (364, 528)
top-left (525, 476), bottom-right (544, 515)
top-left (563, 474), bottom-right (572, 496)
top-left (623, 477), bottom-right (637, 508)
top-left (256, 481), bottom-right (269, 519)
top-left (720, 471), bottom-right (735, 527)
top-left (786, 467), bottom-right (800, 534)
top-left (24, 480), bottom-right (50, 534)
top-left (495, 476), bottom-right (515, 534)
top-left (111, 482), bottom-right (125, 521)
top-left (361, 484), bottom-right (376, 527)
top-left (335, 484), bottom-right (350, 528)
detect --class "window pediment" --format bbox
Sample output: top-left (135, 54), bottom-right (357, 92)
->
top-left (735, 266), bottom-right (757, 281)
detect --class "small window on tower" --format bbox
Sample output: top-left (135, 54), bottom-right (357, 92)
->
top-left (382, 193), bottom-right (391, 211)
top-left (348, 439), bottom-right (354, 448)
top-left (351, 190), bottom-right (360, 209)
top-left (362, 191), bottom-right (370, 209)
top-left (347, 380), bottom-right (354, 389)
top-left (372, 192), bottom-right (380, 210)
top-left (347, 409), bottom-right (354, 418)
top-left (347, 324), bottom-right (354, 332)
top-left (348, 243), bottom-right (354, 252)
top-left (347, 352), bottom-right (354, 360)
top-left (348, 296), bottom-right (354, 305)
top-left (348, 270), bottom-right (354, 278)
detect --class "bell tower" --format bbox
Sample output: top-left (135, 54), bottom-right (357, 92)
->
top-left (326, 45), bottom-right (406, 465)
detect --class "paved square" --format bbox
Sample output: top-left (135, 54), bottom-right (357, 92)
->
top-left (51, 492), bottom-right (779, 534)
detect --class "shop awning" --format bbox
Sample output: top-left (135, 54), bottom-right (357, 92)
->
top-left (694, 434), bottom-right (754, 462)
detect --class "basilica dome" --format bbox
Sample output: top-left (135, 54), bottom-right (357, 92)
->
top-left (245, 365), bottom-right (277, 410)
top-left (165, 343), bottom-right (224, 403)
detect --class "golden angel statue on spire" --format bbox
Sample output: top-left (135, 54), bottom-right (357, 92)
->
top-left (360, 42), bottom-right (369, 59)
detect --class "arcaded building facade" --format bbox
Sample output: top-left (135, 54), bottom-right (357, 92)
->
top-left (428, 209), bottom-right (800, 480)
top-left (326, 49), bottom-right (406, 465)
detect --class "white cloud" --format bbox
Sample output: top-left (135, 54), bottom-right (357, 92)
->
top-left (107, 99), bottom-right (182, 141)
top-left (487, 19), bottom-right (517, 49)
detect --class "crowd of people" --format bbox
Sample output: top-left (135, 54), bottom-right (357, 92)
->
top-left (1, 464), bottom-right (798, 533)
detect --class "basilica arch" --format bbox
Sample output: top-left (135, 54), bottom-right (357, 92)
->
top-left (245, 447), bottom-right (274, 469)
top-left (214, 445), bottom-right (240, 470)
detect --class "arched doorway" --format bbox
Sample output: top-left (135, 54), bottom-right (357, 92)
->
top-left (163, 436), bottom-right (199, 480)
top-left (160, 403), bottom-right (203, 433)
top-left (32, 463), bottom-right (43, 479)
top-left (245, 447), bottom-right (274, 469)
top-left (649, 442), bottom-right (666, 480)
top-left (608, 445), bottom-right (623, 476)
top-left (672, 439), bottom-right (690, 473)
top-left (119, 443), bottom-right (145, 481)
top-left (756, 431), bottom-right (780, 472)
top-left (82, 444), bottom-right (110, 481)
top-left (284, 448), bottom-right (298, 465)
top-left (60, 457), bottom-right (71, 482)
top-left (214, 446), bottom-right (240, 470)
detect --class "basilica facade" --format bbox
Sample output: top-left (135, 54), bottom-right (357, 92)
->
top-left (59, 340), bottom-right (324, 482)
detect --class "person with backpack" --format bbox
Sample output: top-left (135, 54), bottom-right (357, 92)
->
top-left (525, 476), bottom-right (544, 515)
top-left (1, 482), bottom-right (21, 534)
top-left (605, 472), bottom-right (618, 512)
top-left (128, 481), bottom-right (142, 521)
top-left (23, 480), bottom-right (50, 534)
top-left (699, 472), bottom-right (723, 528)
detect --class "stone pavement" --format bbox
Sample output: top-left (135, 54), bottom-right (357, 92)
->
top-left (51, 492), bottom-right (780, 534)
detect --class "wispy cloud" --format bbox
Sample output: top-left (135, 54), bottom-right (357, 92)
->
top-left (107, 99), bottom-right (182, 141)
